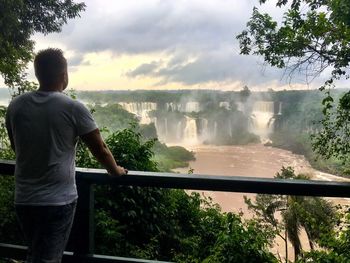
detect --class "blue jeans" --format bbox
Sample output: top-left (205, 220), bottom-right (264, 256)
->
top-left (15, 201), bottom-right (77, 263)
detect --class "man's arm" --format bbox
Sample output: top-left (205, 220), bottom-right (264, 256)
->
top-left (80, 128), bottom-right (127, 176)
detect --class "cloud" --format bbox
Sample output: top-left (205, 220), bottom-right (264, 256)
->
top-left (37, 0), bottom-right (254, 54)
top-left (126, 61), bottom-right (161, 78)
top-left (126, 46), bottom-right (301, 88)
top-left (68, 53), bottom-right (85, 66)
top-left (32, 0), bottom-right (321, 89)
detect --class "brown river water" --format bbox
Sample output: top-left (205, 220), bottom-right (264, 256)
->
top-left (173, 144), bottom-right (350, 261)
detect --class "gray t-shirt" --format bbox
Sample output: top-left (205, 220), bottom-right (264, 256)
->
top-left (5, 91), bottom-right (97, 205)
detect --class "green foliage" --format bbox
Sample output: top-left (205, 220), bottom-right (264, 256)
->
top-left (238, 0), bottom-right (350, 79)
top-left (152, 143), bottom-right (195, 171)
top-left (91, 104), bottom-right (137, 134)
top-left (0, 0), bottom-right (85, 95)
top-left (296, 250), bottom-right (350, 263)
top-left (104, 126), bottom-right (158, 172)
top-left (78, 90), bottom-right (238, 105)
top-left (312, 90), bottom-right (350, 162)
top-left (239, 85), bottom-right (251, 102)
top-left (0, 176), bottom-right (21, 245)
top-left (139, 123), bottom-right (158, 140)
top-left (245, 167), bottom-right (337, 260)
top-left (0, 108), bottom-right (17, 246)
top-left (237, 0), bottom-right (350, 161)
top-left (202, 214), bottom-right (278, 263)
top-left (0, 106), bottom-right (14, 159)
top-left (270, 89), bottom-right (350, 177)
top-left (294, 205), bottom-right (350, 262)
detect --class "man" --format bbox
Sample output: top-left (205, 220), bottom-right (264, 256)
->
top-left (5, 48), bottom-right (127, 263)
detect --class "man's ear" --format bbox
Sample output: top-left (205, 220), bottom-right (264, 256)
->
top-left (62, 70), bottom-right (69, 90)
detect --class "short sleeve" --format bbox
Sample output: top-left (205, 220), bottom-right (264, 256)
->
top-left (72, 101), bottom-right (98, 136)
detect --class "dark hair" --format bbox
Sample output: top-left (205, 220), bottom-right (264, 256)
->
top-left (34, 48), bottom-right (67, 86)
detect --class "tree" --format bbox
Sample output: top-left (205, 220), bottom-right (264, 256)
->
top-left (239, 85), bottom-right (251, 102)
top-left (0, 0), bottom-right (85, 96)
top-left (237, 0), bottom-right (350, 162)
top-left (245, 167), bottom-right (337, 261)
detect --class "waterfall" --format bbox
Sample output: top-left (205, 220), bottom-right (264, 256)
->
top-left (228, 119), bottom-right (232, 137)
top-left (250, 101), bottom-right (275, 143)
top-left (200, 118), bottom-right (209, 141)
top-left (236, 102), bottom-right (244, 112)
top-left (166, 102), bottom-right (182, 111)
top-left (214, 121), bottom-right (218, 138)
top-left (277, 102), bottom-right (282, 115)
top-left (176, 121), bottom-right (183, 140)
top-left (184, 102), bottom-right (200, 112)
top-left (219, 101), bottom-right (230, 110)
top-left (183, 116), bottom-right (198, 144)
top-left (118, 102), bottom-right (157, 124)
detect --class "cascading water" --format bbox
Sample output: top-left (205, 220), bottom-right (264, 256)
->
top-left (214, 121), bottom-right (218, 138)
top-left (219, 101), bottom-right (230, 110)
top-left (118, 102), bottom-right (157, 124)
top-left (236, 102), bottom-right (244, 112)
top-left (166, 102), bottom-right (182, 112)
top-left (184, 102), bottom-right (200, 112)
top-left (183, 116), bottom-right (198, 144)
top-left (176, 121), bottom-right (183, 140)
top-left (199, 118), bottom-right (209, 141)
top-left (277, 102), bottom-right (282, 115)
top-left (250, 101), bottom-right (275, 143)
top-left (166, 102), bottom-right (200, 113)
top-left (228, 119), bottom-right (233, 137)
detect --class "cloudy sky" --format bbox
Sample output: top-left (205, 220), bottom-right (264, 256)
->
top-left (7, 0), bottom-right (337, 91)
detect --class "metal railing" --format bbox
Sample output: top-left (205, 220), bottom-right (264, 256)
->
top-left (1, 159), bottom-right (350, 262)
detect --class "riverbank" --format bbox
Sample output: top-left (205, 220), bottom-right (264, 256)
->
top-left (269, 132), bottom-right (350, 178)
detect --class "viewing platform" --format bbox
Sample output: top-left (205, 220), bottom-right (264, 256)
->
top-left (1, 159), bottom-right (350, 262)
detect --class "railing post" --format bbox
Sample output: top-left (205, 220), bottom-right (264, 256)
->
top-left (68, 178), bottom-right (95, 258)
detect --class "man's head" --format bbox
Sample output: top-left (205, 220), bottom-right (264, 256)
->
top-left (34, 48), bottom-right (68, 91)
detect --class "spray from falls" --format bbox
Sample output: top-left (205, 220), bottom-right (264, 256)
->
top-left (250, 101), bottom-right (275, 143)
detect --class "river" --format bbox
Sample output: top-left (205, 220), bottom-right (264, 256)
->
top-left (173, 144), bottom-right (350, 261)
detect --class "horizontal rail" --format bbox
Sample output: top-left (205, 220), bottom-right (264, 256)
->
top-left (1, 159), bottom-right (350, 197)
top-left (0, 243), bottom-right (170, 263)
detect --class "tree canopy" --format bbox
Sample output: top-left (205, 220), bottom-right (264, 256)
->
top-left (0, 0), bottom-right (85, 95)
top-left (237, 0), bottom-right (350, 161)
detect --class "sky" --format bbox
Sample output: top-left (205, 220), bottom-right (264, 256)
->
top-left (1, 0), bottom-right (341, 91)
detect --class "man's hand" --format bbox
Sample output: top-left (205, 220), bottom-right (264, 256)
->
top-left (80, 129), bottom-right (128, 176)
top-left (109, 165), bottom-right (128, 177)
